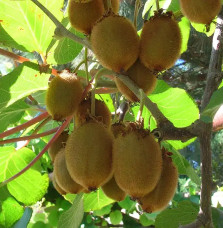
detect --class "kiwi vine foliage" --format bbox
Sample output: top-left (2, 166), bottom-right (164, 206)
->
top-left (0, 0), bottom-right (223, 228)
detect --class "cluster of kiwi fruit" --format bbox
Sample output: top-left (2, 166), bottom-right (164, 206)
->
top-left (46, 92), bottom-right (178, 213)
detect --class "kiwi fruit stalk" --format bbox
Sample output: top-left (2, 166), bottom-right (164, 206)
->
top-left (102, 176), bottom-right (126, 201)
top-left (180, 0), bottom-right (221, 25)
top-left (45, 71), bottom-right (83, 121)
top-left (91, 13), bottom-right (140, 72)
top-left (140, 11), bottom-right (182, 71)
top-left (75, 98), bottom-right (111, 127)
top-left (113, 125), bottom-right (162, 199)
top-left (54, 149), bottom-right (84, 194)
top-left (115, 59), bottom-right (157, 102)
top-left (65, 121), bottom-right (114, 190)
top-left (48, 131), bottom-right (69, 163)
top-left (68, 0), bottom-right (105, 34)
top-left (138, 150), bottom-right (178, 213)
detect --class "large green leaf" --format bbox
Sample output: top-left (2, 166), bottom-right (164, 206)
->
top-left (179, 17), bottom-right (190, 53)
top-left (65, 189), bottom-right (114, 212)
top-left (0, 0), bottom-right (64, 52)
top-left (0, 99), bottom-right (29, 133)
top-left (0, 62), bottom-right (49, 110)
top-left (110, 210), bottom-right (123, 225)
top-left (58, 193), bottom-right (84, 228)
top-left (155, 201), bottom-right (199, 228)
top-left (0, 146), bottom-right (49, 205)
top-left (46, 17), bottom-right (84, 65)
top-left (150, 80), bottom-right (199, 128)
top-left (0, 187), bottom-right (24, 228)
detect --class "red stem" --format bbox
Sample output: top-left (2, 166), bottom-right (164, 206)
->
top-left (0, 127), bottom-right (59, 145)
top-left (0, 48), bottom-right (30, 63)
top-left (0, 116), bottom-right (72, 188)
top-left (0, 112), bottom-right (49, 139)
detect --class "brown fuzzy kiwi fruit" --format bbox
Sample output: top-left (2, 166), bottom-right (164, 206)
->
top-left (45, 71), bottom-right (83, 121)
top-left (48, 131), bottom-right (69, 163)
top-left (113, 124), bottom-right (162, 199)
top-left (115, 59), bottom-right (157, 102)
top-left (65, 121), bottom-right (114, 191)
top-left (91, 13), bottom-right (140, 72)
top-left (140, 11), bottom-right (182, 71)
top-left (138, 149), bottom-right (178, 213)
top-left (111, 122), bottom-right (127, 138)
top-left (52, 172), bottom-right (66, 195)
top-left (54, 149), bottom-right (84, 194)
top-left (68, 0), bottom-right (105, 34)
top-left (180, 0), bottom-right (221, 25)
top-left (103, 0), bottom-right (119, 13)
top-left (75, 98), bottom-right (111, 127)
top-left (102, 176), bottom-right (126, 201)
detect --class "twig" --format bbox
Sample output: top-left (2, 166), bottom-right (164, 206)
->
top-left (0, 116), bottom-right (72, 188)
top-left (0, 112), bottom-right (49, 139)
top-left (30, 0), bottom-right (91, 49)
top-left (0, 48), bottom-right (30, 63)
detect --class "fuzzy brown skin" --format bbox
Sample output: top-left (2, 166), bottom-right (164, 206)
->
top-left (113, 129), bottom-right (162, 199)
top-left (140, 13), bottom-right (182, 71)
top-left (75, 98), bottom-right (111, 127)
top-left (91, 14), bottom-right (140, 72)
top-left (102, 176), bottom-right (126, 201)
top-left (45, 72), bottom-right (83, 121)
top-left (54, 149), bottom-right (84, 194)
top-left (52, 173), bottom-right (66, 195)
top-left (111, 122), bottom-right (127, 138)
top-left (138, 152), bottom-right (178, 213)
top-left (180, 0), bottom-right (221, 25)
top-left (48, 131), bottom-right (69, 163)
top-left (68, 0), bottom-right (105, 34)
top-left (103, 0), bottom-right (119, 13)
top-left (65, 121), bottom-right (114, 190)
top-left (115, 59), bottom-right (157, 102)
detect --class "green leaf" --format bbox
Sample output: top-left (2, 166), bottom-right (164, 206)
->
top-left (212, 207), bottom-right (223, 228)
top-left (201, 87), bottom-right (223, 122)
top-left (118, 196), bottom-right (136, 213)
top-left (0, 189), bottom-right (24, 228)
top-left (46, 17), bottom-right (84, 65)
top-left (13, 207), bottom-right (33, 228)
top-left (0, 0), bottom-right (64, 52)
top-left (179, 17), bottom-right (190, 53)
top-left (149, 80), bottom-right (199, 128)
top-left (65, 189), bottom-right (114, 212)
top-left (58, 193), bottom-right (84, 228)
top-left (110, 210), bottom-right (123, 225)
top-left (167, 138), bottom-right (196, 150)
top-left (96, 94), bottom-right (115, 112)
top-left (0, 99), bottom-right (29, 132)
top-left (192, 21), bottom-right (216, 37)
top-left (93, 204), bottom-right (112, 216)
top-left (167, 0), bottom-right (180, 12)
top-left (140, 213), bottom-right (155, 226)
top-left (0, 146), bottom-right (49, 205)
top-left (0, 62), bottom-right (49, 110)
top-left (155, 201), bottom-right (199, 228)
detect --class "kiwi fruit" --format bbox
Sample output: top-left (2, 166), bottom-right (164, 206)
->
top-left (52, 172), bottom-right (66, 195)
top-left (115, 59), bottom-right (157, 102)
top-left (75, 98), bottom-right (111, 127)
top-left (45, 71), bottom-right (83, 121)
top-left (138, 149), bottom-right (178, 213)
top-left (180, 0), bottom-right (221, 25)
top-left (140, 11), bottom-right (182, 71)
top-left (54, 149), bottom-right (84, 194)
top-left (113, 125), bottom-right (162, 199)
top-left (68, 0), bottom-right (105, 34)
top-left (111, 122), bottom-right (127, 138)
top-left (48, 131), bottom-right (69, 163)
top-left (102, 176), bottom-right (126, 201)
top-left (103, 0), bottom-right (119, 13)
top-left (91, 13), bottom-right (140, 72)
top-left (65, 121), bottom-right (113, 191)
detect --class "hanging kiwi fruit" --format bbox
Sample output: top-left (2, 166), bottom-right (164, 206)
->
top-left (91, 13), bottom-right (140, 72)
top-left (115, 59), bottom-right (157, 102)
top-left (65, 121), bottom-right (114, 191)
top-left (45, 71), bottom-right (83, 121)
top-left (138, 149), bottom-right (178, 213)
top-left (113, 124), bottom-right (163, 199)
top-left (75, 98), bottom-right (111, 127)
top-left (54, 149), bottom-right (84, 194)
top-left (103, 0), bottom-right (120, 13)
top-left (140, 11), bottom-right (182, 71)
top-left (179, 0), bottom-right (221, 25)
top-left (52, 172), bottom-right (66, 195)
top-left (68, 0), bottom-right (105, 34)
